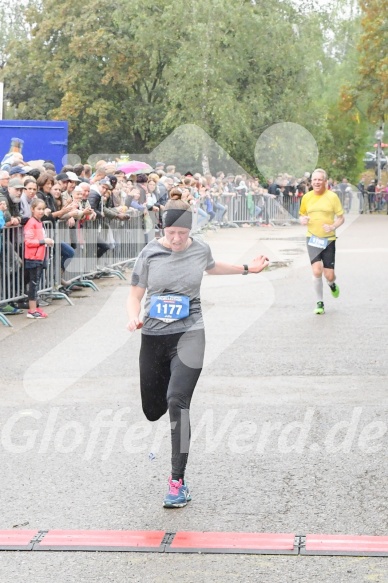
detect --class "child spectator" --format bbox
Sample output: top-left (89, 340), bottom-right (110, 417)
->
top-left (24, 198), bottom-right (54, 319)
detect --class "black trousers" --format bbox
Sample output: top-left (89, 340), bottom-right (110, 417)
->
top-left (139, 329), bottom-right (205, 480)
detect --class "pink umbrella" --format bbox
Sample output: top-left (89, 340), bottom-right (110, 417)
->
top-left (117, 161), bottom-right (153, 174)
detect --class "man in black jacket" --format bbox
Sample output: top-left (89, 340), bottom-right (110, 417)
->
top-left (0, 178), bottom-right (23, 227)
top-left (88, 179), bottom-right (112, 259)
top-left (366, 180), bottom-right (376, 213)
top-left (0, 178), bottom-right (24, 315)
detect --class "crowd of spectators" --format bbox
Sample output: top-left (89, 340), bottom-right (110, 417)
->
top-left (1, 148), bottom-right (386, 318)
top-left (0, 155), bottom-right (308, 316)
top-left (356, 177), bottom-right (388, 214)
top-left (323, 176), bottom-right (388, 215)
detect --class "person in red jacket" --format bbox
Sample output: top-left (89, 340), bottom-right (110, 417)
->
top-left (24, 199), bottom-right (54, 319)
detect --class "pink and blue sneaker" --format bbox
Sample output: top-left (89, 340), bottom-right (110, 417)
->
top-left (163, 477), bottom-right (191, 508)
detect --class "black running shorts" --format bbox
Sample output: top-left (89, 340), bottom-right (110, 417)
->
top-left (306, 238), bottom-right (336, 268)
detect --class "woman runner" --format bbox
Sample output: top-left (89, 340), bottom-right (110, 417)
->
top-left (127, 190), bottom-right (269, 507)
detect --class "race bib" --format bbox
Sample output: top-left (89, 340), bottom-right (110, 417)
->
top-left (308, 235), bottom-right (328, 249)
top-left (149, 294), bottom-right (190, 323)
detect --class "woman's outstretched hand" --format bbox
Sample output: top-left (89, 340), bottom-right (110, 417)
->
top-left (248, 255), bottom-right (270, 273)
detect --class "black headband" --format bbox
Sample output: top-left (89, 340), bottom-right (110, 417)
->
top-left (162, 209), bottom-right (192, 229)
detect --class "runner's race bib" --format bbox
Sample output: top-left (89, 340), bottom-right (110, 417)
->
top-left (149, 294), bottom-right (190, 323)
top-left (308, 235), bottom-right (328, 249)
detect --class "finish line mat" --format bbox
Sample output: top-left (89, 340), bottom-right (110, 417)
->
top-left (1, 530), bottom-right (388, 556)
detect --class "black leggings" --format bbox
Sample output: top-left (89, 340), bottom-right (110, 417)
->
top-left (25, 264), bottom-right (44, 301)
top-left (139, 329), bottom-right (205, 480)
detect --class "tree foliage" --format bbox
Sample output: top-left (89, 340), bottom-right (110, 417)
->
top-left (0, 0), bottom-right (372, 178)
top-left (0, 1), bottom-right (34, 70)
top-left (357, 0), bottom-right (388, 122)
top-left (308, 5), bottom-right (369, 182)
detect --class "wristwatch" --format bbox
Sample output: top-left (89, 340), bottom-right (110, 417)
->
top-left (242, 264), bottom-right (249, 275)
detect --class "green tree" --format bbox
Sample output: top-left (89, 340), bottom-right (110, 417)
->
top-left (3, 0), bottom-right (164, 156)
top-left (308, 7), bottom-right (370, 182)
top-left (0, 1), bottom-right (32, 70)
top-left (1, 0), bottom-right (367, 179)
top-left (357, 0), bottom-right (388, 122)
top-left (160, 0), bottom-right (322, 173)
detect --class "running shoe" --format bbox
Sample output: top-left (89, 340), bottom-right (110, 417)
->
top-left (330, 283), bottom-right (340, 298)
top-left (0, 304), bottom-right (23, 315)
top-left (163, 477), bottom-right (191, 508)
top-left (27, 309), bottom-right (48, 319)
top-left (36, 308), bottom-right (48, 317)
top-left (314, 301), bottom-right (325, 315)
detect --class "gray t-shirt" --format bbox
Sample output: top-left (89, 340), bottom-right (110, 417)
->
top-left (131, 237), bottom-right (215, 335)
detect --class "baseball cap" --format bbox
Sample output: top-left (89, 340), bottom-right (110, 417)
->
top-left (9, 166), bottom-right (27, 176)
top-left (9, 178), bottom-right (26, 189)
top-left (99, 178), bottom-right (112, 189)
top-left (56, 173), bottom-right (70, 181)
top-left (66, 171), bottom-right (81, 183)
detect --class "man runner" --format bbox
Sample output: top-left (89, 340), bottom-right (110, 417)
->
top-left (299, 168), bottom-right (344, 315)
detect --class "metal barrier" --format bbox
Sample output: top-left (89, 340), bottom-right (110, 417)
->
top-left (265, 196), bottom-right (300, 225)
top-left (0, 225), bottom-right (24, 327)
top-left (187, 193), bottom-right (301, 232)
top-left (58, 219), bottom-right (101, 290)
top-left (215, 194), bottom-right (300, 226)
top-left (0, 197), bottom-right (303, 327)
top-left (93, 217), bottom-right (141, 280)
top-left (60, 213), bottom-right (152, 288)
top-left (0, 222), bottom-right (72, 327)
top-left (0, 214), bottom-right (153, 327)
top-left (281, 195), bottom-right (303, 221)
top-left (224, 194), bottom-right (252, 224)
top-left (38, 221), bottom-right (73, 305)
top-left (100, 213), bottom-right (153, 270)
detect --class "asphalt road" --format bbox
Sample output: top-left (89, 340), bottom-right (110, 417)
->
top-left (0, 213), bottom-right (387, 582)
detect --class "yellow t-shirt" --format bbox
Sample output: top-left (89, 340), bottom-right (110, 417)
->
top-left (299, 190), bottom-right (344, 240)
